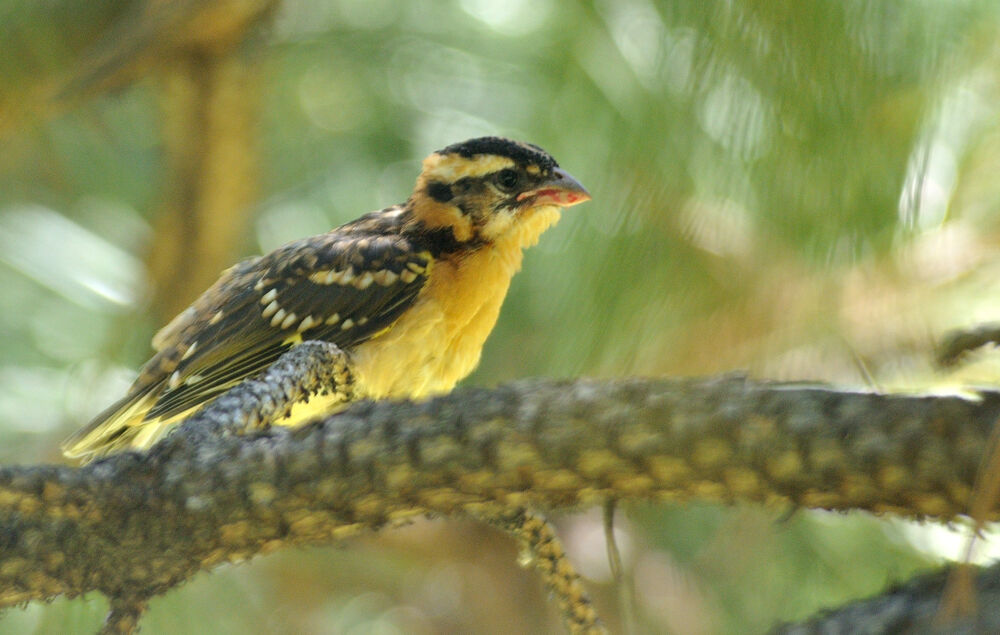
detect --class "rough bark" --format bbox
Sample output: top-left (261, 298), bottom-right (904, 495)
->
top-left (1, 342), bottom-right (998, 630)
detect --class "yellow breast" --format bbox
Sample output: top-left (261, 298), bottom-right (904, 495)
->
top-left (350, 206), bottom-right (561, 400)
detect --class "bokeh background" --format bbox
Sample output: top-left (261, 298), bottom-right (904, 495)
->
top-left (4, 1), bottom-right (1000, 632)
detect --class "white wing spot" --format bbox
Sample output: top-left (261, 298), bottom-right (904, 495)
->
top-left (181, 341), bottom-right (198, 360)
top-left (325, 313), bottom-right (340, 325)
top-left (338, 268), bottom-right (356, 285)
top-left (209, 310), bottom-right (224, 325)
top-left (280, 312), bottom-right (298, 330)
top-left (400, 270), bottom-right (417, 283)
top-left (373, 270), bottom-right (398, 286)
top-left (406, 262), bottom-right (425, 274)
top-left (341, 318), bottom-right (354, 330)
top-left (297, 315), bottom-right (316, 332)
top-left (270, 308), bottom-right (287, 327)
top-left (260, 288), bottom-right (278, 304)
top-left (354, 271), bottom-right (374, 290)
top-left (309, 270), bottom-right (331, 285)
top-left (168, 370), bottom-right (182, 389)
top-left (262, 300), bottom-right (280, 319)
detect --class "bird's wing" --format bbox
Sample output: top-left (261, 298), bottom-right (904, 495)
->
top-left (145, 231), bottom-right (432, 419)
top-left (63, 226), bottom-right (431, 459)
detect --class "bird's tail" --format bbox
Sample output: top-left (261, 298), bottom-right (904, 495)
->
top-left (61, 387), bottom-right (185, 462)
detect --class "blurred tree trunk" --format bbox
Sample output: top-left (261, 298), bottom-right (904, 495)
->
top-left (72, 0), bottom-right (280, 321)
top-left (8, 0), bottom-right (279, 322)
top-left (148, 51), bottom-right (262, 320)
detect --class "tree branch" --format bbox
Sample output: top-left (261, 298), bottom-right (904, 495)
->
top-left (937, 322), bottom-right (1000, 367)
top-left (1, 345), bottom-right (998, 627)
top-left (775, 562), bottom-right (1000, 633)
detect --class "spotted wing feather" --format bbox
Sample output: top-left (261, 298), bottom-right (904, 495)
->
top-left (146, 231), bottom-right (430, 419)
top-left (63, 217), bottom-right (430, 459)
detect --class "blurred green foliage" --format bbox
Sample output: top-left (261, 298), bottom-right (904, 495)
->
top-left (5, 0), bottom-right (1000, 632)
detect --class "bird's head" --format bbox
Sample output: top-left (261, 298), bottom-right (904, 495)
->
top-left (409, 137), bottom-right (590, 246)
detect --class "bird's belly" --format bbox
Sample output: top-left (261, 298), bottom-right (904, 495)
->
top-left (350, 248), bottom-right (517, 400)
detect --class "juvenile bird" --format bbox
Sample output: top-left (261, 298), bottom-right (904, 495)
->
top-left (64, 137), bottom-right (590, 461)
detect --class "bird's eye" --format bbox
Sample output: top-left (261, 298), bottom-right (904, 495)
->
top-left (494, 169), bottom-right (520, 192)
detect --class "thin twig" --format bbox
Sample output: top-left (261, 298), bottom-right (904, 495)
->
top-left (483, 508), bottom-right (606, 634)
top-left (604, 500), bottom-right (637, 635)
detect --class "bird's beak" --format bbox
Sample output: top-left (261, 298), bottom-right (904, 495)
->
top-left (517, 168), bottom-right (591, 207)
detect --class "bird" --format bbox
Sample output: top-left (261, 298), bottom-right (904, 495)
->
top-left (63, 136), bottom-right (591, 461)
